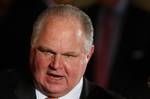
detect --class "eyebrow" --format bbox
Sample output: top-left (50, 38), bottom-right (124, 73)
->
top-left (37, 46), bottom-right (79, 55)
top-left (37, 46), bottom-right (56, 54)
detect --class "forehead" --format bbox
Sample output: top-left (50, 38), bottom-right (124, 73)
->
top-left (36, 16), bottom-right (85, 51)
top-left (41, 15), bottom-right (83, 39)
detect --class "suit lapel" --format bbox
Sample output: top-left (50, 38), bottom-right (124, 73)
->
top-left (79, 78), bottom-right (90, 99)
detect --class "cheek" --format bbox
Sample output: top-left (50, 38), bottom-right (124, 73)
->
top-left (32, 55), bottom-right (50, 83)
top-left (31, 55), bottom-right (50, 79)
top-left (35, 55), bottom-right (49, 69)
top-left (66, 57), bottom-right (87, 79)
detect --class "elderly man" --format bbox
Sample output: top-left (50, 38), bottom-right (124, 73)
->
top-left (0, 4), bottom-right (124, 99)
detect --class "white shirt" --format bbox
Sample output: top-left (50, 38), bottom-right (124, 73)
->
top-left (35, 77), bottom-right (83, 99)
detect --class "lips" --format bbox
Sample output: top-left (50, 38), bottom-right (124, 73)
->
top-left (47, 72), bottom-right (64, 80)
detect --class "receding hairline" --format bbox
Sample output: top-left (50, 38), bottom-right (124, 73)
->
top-left (31, 4), bottom-right (94, 53)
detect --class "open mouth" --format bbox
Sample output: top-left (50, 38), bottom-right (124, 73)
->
top-left (47, 72), bottom-right (64, 80)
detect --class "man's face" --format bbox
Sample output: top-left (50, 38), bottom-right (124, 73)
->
top-left (30, 16), bottom-right (94, 97)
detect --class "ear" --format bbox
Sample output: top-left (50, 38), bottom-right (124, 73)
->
top-left (86, 45), bottom-right (94, 63)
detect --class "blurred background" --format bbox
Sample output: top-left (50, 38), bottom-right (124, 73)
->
top-left (0, 0), bottom-right (150, 98)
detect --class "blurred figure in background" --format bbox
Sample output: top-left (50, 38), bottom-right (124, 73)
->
top-left (84, 0), bottom-right (128, 88)
top-left (83, 0), bottom-right (150, 98)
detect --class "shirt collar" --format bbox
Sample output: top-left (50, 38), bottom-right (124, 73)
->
top-left (35, 88), bottom-right (47, 99)
top-left (35, 77), bottom-right (83, 99)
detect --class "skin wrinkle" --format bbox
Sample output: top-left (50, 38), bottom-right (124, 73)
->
top-left (29, 5), bottom-right (94, 98)
top-left (30, 15), bottom-right (94, 98)
top-left (38, 16), bottom-right (85, 53)
top-left (33, 15), bottom-right (89, 53)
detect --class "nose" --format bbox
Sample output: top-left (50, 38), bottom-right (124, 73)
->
top-left (49, 54), bottom-right (62, 69)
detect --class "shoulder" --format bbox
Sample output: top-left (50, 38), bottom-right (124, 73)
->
top-left (81, 78), bottom-right (125, 99)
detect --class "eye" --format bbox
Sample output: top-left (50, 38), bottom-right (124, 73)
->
top-left (43, 51), bottom-right (53, 56)
top-left (65, 55), bottom-right (73, 58)
top-left (37, 47), bottom-right (54, 56)
top-left (64, 54), bottom-right (78, 58)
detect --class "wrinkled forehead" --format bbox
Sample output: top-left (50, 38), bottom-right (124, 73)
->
top-left (38, 15), bottom-right (85, 44)
top-left (34, 15), bottom-right (86, 52)
top-left (41, 15), bottom-right (84, 37)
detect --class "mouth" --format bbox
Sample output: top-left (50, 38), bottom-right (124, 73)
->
top-left (47, 72), bottom-right (64, 80)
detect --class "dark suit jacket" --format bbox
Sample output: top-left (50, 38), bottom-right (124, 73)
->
top-left (0, 69), bottom-right (124, 99)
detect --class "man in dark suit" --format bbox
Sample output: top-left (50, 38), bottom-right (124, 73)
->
top-left (0, 4), bottom-right (124, 99)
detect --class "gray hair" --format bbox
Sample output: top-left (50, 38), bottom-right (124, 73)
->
top-left (31, 4), bottom-right (94, 53)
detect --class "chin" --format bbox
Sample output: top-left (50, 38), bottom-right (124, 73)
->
top-left (45, 87), bottom-right (69, 98)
